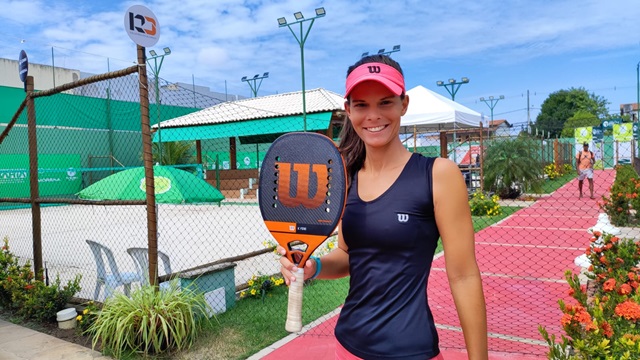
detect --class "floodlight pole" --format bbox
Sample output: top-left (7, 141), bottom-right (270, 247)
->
top-left (479, 95), bottom-right (505, 123)
top-left (436, 77), bottom-right (469, 163)
top-left (242, 72), bottom-right (269, 97)
top-left (147, 47), bottom-right (171, 164)
top-left (436, 77), bottom-right (469, 101)
top-left (278, 8), bottom-right (326, 132)
top-left (361, 44), bottom-right (401, 58)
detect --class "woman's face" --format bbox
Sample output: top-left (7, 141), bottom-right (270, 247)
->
top-left (344, 80), bottom-right (409, 149)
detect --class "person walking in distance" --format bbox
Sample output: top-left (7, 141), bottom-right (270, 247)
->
top-left (279, 54), bottom-right (488, 359)
top-left (576, 142), bottom-right (595, 199)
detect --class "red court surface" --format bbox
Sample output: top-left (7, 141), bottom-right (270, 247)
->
top-left (258, 169), bottom-right (615, 359)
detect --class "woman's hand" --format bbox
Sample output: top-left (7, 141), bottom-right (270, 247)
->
top-left (277, 246), bottom-right (317, 285)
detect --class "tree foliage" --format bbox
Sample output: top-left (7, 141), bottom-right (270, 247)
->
top-left (560, 110), bottom-right (600, 138)
top-left (535, 87), bottom-right (609, 137)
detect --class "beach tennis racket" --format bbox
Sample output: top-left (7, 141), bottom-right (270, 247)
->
top-left (259, 132), bottom-right (347, 332)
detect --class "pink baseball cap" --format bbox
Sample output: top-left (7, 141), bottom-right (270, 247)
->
top-left (344, 62), bottom-right (405, 98)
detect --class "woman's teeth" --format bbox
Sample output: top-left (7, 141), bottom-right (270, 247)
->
top-left (367, 125), bottom-right (386, 132)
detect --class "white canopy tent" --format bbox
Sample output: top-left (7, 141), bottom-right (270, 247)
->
top-left (400, 85), bottom-right (484, 130)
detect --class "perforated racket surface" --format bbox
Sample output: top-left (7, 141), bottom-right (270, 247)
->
top-left (259, 132), bottom-right (347, 332)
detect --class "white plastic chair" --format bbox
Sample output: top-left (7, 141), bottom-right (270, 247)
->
top-left (126, 247), bottom-right (174, 290)
top-left (86, 240), bottom-right (142, 300)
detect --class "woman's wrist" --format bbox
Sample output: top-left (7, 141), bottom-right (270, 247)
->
top-left (309, 256), bottom-right (322, 280)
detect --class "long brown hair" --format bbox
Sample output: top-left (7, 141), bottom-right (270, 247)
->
top-left (338, 54), bottom-right (405, 180)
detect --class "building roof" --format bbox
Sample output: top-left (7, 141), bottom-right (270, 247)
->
top-left (488, 119), bottom-right (511, 127)
top-left (157, 88), bottom-right (345, 129)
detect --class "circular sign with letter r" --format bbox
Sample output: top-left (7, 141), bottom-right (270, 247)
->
top-left (124, 5), bottom-right (160, 47)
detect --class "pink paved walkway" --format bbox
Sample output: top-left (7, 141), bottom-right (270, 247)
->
top-left (257, 170), bottom-right (615, 359)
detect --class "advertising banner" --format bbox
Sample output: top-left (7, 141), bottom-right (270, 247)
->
top-left (0, 154), bottom-right (82, 198)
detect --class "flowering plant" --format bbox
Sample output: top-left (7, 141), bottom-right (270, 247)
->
top-left (76, 300), bottom-right (100, 334)
top-left (239, 273), bottom-right (285, 302)
top-left (539, 231), bottom-right (640, 358)
top-left (468, 190), bottom-right (502, 216)
top-left (544, 163), bottom-right (562, 180)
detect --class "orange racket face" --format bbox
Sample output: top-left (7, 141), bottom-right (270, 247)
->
top-left (259, 132), bottom-right (347, 267)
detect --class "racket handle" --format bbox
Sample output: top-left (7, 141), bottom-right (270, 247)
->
top-left (285, 267), bottom-right (304, 332)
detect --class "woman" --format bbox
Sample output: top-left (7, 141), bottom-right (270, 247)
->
top-left (279, 54), bottom-right (488, 359)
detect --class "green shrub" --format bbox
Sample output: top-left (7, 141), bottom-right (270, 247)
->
top-left (90, 281), bottom-right (212, 358)
top-left (599, 165), bottom-right (640, 226)
top-left (469, 190), bottom-right (502, 216)
top-left (540, 232), bottom-right (640, 359)
top-left (0, 237), bottom-right (81, 322)
top-left (18, 274), bottom-right (81, 322)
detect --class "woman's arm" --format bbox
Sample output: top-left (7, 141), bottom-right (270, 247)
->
top-left (279, 222), bottom-right (350, 285)
top-left (432, 158), bottom-right (488, 359)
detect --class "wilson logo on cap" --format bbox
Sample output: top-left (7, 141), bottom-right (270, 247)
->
top-left (368, 66), bottom-right (381, 74)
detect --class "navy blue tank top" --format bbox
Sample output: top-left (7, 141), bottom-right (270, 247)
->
top-left (335, 153), bottom-right (440, 359)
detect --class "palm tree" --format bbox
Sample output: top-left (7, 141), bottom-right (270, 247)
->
top-left (483, 136), bottom-right (543, 198)
top-left (151, 141), bottom-right (196, 166)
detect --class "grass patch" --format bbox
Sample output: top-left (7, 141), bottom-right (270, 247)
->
top-left (536, 173), bottom-right (574, 194)
top-left (178, 277), bottom-right (350, 360)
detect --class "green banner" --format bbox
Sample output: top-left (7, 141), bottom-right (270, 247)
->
top-left (575, 127), bottom-right (592, 144)
top-left (613, 123), bottom-right (633, 142)
top-left (204, 151), bottom-right (266, 170)
top-left (0, 154), bottom-right (82, 198)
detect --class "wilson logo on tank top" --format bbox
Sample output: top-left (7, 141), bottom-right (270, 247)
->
top-left (397, 213), bottom-right (409, 223)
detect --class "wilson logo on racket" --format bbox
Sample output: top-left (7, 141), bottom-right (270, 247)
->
top-left (276, 162), bottom-right (328, 209)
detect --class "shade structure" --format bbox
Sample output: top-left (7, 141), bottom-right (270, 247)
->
top-left (77, 165), bottom-right (224, 204)
top-left (401, 85), bottom-right (483, 130)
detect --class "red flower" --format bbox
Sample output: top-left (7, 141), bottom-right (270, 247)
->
top-left (593, 247), bottom-right (602, 254)
top-left (629, 272), bottom-right (638, 282)
top-left (630, 281), bottom-right (639, 290)
top-left (601, 321), bottom-right (614, 338)
top-left (1, 246), bottom-right (7, 251)
top-left (618, 283), bottom-right (632, 295)
top-left (611, 236), bottom-right (620, 243)
top-left (560, 313), bottom-right (572, 327)
top-left (603, 278), bottom-right (616, 292)
top-left (593, 231), bottom-right (602, 237)
top-left (24, 284), bottom-right (33, 291)
top-left (616, 257), bottom-right (625, 264)
top-left (615, 300), bottom-right (640, 320)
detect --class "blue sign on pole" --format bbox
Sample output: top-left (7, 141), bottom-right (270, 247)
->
top-left (18, 50), bottom-right (28, 91)
top-left (592, 125), bottom-right (603, 142)
top-left (601, 118), bottom-right (622, 130)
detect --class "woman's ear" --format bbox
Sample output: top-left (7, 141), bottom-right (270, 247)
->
top-left (344, 100), bottom-right (351, 117)
top-left (401, 95), bottom-right (409, 116)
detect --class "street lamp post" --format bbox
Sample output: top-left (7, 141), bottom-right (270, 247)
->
top-left (361, 44), bottom-right (401, 58)
top-left (278, 7), bottom-right (326, 132)
top-left (479, 95), bottom-right (505, 122)
top-left (147, 47), bottom-right (171, 164)
top-left (436, 77), bottom-right (469, 101)
top-left (241, 72), bottom-right (269, 97)
top-left (636, 61), bottom-right (640, 122)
